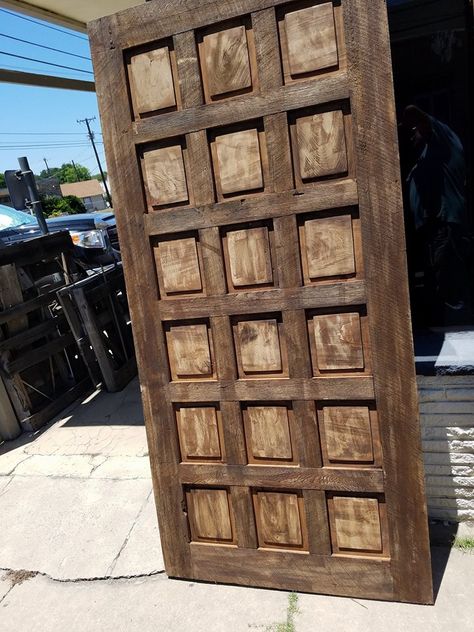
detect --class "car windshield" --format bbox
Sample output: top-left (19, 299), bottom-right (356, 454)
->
top-left (0, 205), bottom-right (38, 230)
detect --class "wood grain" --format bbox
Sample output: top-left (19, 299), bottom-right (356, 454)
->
top-left (284, 3), bottom-right (338, 76)
top-left (313, 313), bottom-right (364, 371)
top-left (302, 215), bottom-right (355, 280)
top-left (177, 406), bottom-right (222, 461)
top-left (255, 491), bottom-right (306, 549)
top-left (321, 406), bottom-right (374, 464)
top-left (155, 237), bottom-right (202, 294)
top-left (187, 488), bottom-right (234, 542)
top-left (128, 47), bottom-right (176, 115)
top-left (236, 318), bottom-right (282, 374)
top-left (166, 323), bottom-right (213, 379)
top-left (144, 179), bottom-right (359, 235)
top-left (341, 0), bottom-right (433, 601)
top-left (214, 128), bottom-right (263, 195)
top-left (142, 144), bottom-right (188, 206)
top-left (133, 72), bottom-right (350, 144)
top-left (202, 25), bottom-right (252, 98)
top-left (332, 496), bottom-right (383, 552)
top-left (179, 464), bottom-right (384, 493)
top-left (296, 110), bottom-right (348, 179)
top-left (244, 405), bottom-right (293, 462)
top-left (167, 376), bottom-right (375, 402)
top-left (226, 227), bottom-right (273, 287)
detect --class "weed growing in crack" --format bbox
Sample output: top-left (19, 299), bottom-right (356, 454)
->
top-left (265, 593), bottom-right (300, 632)
top-left (453, 536), bottom-right (474, 552)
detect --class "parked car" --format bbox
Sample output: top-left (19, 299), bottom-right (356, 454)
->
top-left (0, 204), bottom-right (120, 268)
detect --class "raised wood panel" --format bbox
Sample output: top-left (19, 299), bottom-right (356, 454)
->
top-left (295, 110), bottom-right (348, 180)
top-left (128, 47), bottom-right (176, 115)
top-left (322, 406), bottom-right (373, 463)
top-left (313, 312), bottom-right (364, 371)
top-left (166, 323), bottom-right (214, 379)
top-left (284, 3), bottom-right (338, 76)
top-left (244, 405), bottom-right (293, 463)
top-left (235, 318), bottom-right (284, 376)
top-left (177, 406), bottom-right (222, 461)
top-left (188, 488), bottom-right (234, 542)
top-left (226, 227), bottom-right (273, 287)
top-left (142, 144), bottom-right (188, 207)
top-left (254, 491), bottom-right (307, 549)
top-left (301, 215), bottom-right (355, 280)
top-left (213, 128), bottom-right (263, 195)
top-left (201, 25), bottom-right (252, 98)
top-left (331, 496), bottom-right (383, 553)
top-left (155, 237), bottom-right (202, 295)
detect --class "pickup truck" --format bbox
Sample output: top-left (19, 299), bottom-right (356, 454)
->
top-left (0, 204), bottom-right (120, 269)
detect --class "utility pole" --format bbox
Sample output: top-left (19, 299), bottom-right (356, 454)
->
top-left (43, 157), bottom-right (51, 176)
top-left (77, 116), bottom-right (112, 206)
top-left (71, 160), bottom-right (81, 182)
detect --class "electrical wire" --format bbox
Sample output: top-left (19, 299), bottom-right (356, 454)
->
top-left (0, 62), bottom-right (91, 79)
top-left (0, 9), bottom-right (89, 41)
top-left (0, 32), bottom-right (91, 61)
top-left (0, 51), bottom-right (93, 74)
top-left (0, 143), bottom-right (94, 149)
top-left (0, 132), bottom-right (100, 136)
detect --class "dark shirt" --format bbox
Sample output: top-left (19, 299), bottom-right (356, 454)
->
top-left (407, 117), bottom-right (467, 229)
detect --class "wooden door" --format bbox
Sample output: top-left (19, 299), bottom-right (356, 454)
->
top-left (89, 0), bottom-right (433, 603)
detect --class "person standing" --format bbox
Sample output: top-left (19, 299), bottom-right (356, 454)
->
top-left (401, 105), bottom-right (470, 324)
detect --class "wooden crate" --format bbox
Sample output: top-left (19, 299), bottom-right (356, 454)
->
top-left (0, 233), bottom-right (90, 433)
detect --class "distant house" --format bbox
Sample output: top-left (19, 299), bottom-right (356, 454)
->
top-left (60, 179), bottom-right (107, 212)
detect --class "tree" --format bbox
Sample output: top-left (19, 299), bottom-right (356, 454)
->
top-left (92, 172), bottom-right (108, 183)
top-left (40, 194), bottom-right (86, 217)
top-left (38, 163), bottom-right (91, 184)
top-left (0, 172), bottom-right (5, 188)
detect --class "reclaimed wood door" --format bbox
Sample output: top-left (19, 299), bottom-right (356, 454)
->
top-left (89, 0), bottom-right (433, 603)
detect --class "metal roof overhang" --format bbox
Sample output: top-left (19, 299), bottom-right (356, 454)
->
top-left (0, 0), bottom-right (144, 90)
top-left (0, 0), bottom-right (144, 32)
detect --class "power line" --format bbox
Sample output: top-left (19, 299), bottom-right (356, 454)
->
top-left (0, 143), bottom-right (94, 149)
top-left (0, 51), bottom-right (93, 74)
top-left (0, 33), bottom-right (91, 61)
top-left (0, 61), bottom-right (93, 79)
top-left (0, 9), bottom-right (89, 41)
top-left (0, 139), bottom-right (103, 145)
top-left (0, 132), bottom-right (101, 136)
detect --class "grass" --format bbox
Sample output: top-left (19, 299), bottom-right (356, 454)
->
top-left (266, 593), bottom-right (300, 632)
top-left (452, 536), bottom-right (474, 552)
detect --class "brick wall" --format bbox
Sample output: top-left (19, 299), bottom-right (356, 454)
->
top-left (418, 376), bottom-right (474, 522)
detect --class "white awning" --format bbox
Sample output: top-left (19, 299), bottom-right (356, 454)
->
top-left (0, 0), bottom-right (144, 32)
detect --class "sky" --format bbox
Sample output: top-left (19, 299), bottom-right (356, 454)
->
top-left (0, 8), bottom-right (107, 177)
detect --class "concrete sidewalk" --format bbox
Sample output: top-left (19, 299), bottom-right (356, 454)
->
top-left (0, 379), bottom-right (473, 631)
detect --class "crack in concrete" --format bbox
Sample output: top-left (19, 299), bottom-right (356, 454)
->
top-left (0, 453), bottom-right (33, 477)
top-left (105, 489), bottom-right (152, 576)
top-left (5, 473), bottom-right (151, 481)
top-left (0, 567), bottom-right (165, 585)
top-left (0, 477), bottom-right (14, 498)
top-left (0, 582), bottom-right (15, 606)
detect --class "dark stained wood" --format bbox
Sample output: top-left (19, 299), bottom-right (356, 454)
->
top-left (179, 463), bottom-right (384, 492)
top-left (166, 376), bottom-right (375, 402)
top-left (342, 0), bottom-right (432, 603)
top-left (144, 179), bottom-right (359, 235)
top-left (133, 73), bottom-right (349, 143)
top-left (189, 545), bottom-right (394, 600)
top-left (90, 0), bottom-right (432, 604)
top-left (157, 280), bottom-right (367, 320)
